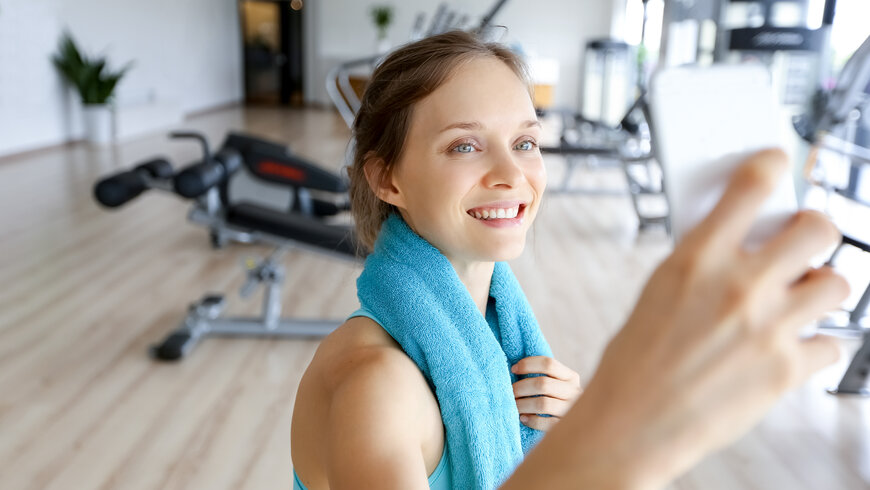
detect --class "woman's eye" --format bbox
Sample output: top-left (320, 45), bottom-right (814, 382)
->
top-left (453, 143), bottom-right (476, 153)
top-left (515, 140), bottom-right (537, 151)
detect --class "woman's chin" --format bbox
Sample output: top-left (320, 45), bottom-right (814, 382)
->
top-left (478, 241), bottom-right (526, 262)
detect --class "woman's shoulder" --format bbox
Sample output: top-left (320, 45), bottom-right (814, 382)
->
top-left (293, 316), bottom-right (446, 488)
top-left (306, 315), bottom-right (419, 396)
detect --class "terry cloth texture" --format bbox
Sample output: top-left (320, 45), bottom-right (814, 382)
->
top-left (356, 213), bottom-right (553, 489)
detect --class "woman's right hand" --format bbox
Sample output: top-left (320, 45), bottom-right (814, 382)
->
top-left (502, 148), bottom-right (850, 490)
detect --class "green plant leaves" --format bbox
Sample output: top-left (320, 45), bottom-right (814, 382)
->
top-left (370, 5), bottom-right (393, 38)
top-left (51, 32), bottom-right (132, 105)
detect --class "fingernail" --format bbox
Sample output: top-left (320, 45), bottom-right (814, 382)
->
top-left (511, 365), bottom-right (518, 373)
top-left (520, 415), bottom-right (528, 422)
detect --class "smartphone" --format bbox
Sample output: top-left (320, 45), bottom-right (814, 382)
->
top-left (648, 64), bottom-right (798, 250)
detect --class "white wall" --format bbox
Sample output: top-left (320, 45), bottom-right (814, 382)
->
top-left (307, 0), bottom-right (618, 110)
top-left (0, 0), bottom-right (619, 157)
top-left (0, 0), bottom-right (243, 158)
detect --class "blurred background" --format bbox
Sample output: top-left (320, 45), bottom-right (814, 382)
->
top-left (0, 1), bottom-right (869, 489)
top-left (0, 0), bottom-right (868, 156)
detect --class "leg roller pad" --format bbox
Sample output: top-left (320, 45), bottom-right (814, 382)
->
top-left (151, 331), bottom-right (197, 361)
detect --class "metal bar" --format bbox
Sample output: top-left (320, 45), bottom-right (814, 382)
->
top-left (326, 65), bottom-right (356, 128)
top-left (338, 72), bottom-right (362, 114)
top-left (477, 0), bottom-right (510, 30)
top-left (828, 331), bottom-right (870, 396)
top-left (325, 55), bottom-right (381, 129)
top-left (849, 280), bottom-right (870, 325)
top-left (427, 4), bottom-right (447, 36)
top-left (819, 133), bottom-right (870, 166)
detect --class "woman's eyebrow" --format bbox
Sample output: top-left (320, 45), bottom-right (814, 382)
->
top-left (438, 119), bottom-right (541, 133)
top-left (439, 121), bottom-right (482, 133)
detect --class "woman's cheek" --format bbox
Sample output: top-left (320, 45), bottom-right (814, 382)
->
top-left (528, 157), bottom-right (547, 193)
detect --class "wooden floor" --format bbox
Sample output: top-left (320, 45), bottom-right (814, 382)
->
top-left (0, 105), bottom-right (868, 490)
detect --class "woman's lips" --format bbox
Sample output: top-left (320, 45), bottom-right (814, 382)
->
top-left (467, 202), bottom-right (528, 227)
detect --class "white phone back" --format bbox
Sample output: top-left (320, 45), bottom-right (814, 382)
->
top-left (649, 64), bottom-right (798, 249)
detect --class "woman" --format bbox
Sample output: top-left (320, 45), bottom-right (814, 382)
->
top-left (291, 31), bottom-right (848, 489)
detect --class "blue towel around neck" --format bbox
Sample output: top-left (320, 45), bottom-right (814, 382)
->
top-left (356, 214), bottom-right (553, 489)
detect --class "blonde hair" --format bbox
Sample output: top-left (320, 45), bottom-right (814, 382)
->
top-left (349, 30), bottom-right (531, 251)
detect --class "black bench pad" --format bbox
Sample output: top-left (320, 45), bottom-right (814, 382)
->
top-left (227, 202), bottom-right (360, 258)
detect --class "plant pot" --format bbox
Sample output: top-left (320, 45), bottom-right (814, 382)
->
top-left (376, 37), bottom-right (391, 55)
top-left (82, 104), bottom-right (115, 145)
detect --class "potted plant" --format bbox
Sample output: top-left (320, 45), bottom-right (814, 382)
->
top-left (370, 5), bottom-right (394, 54)
top-left (52, 32), bottom-right (132, 145)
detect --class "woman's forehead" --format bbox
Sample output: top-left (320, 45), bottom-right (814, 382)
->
top-left (411, 58), bottom-right (536, 134)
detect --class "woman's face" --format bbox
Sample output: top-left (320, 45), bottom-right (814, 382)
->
top-left (378, 57), bottom-right (546, 265)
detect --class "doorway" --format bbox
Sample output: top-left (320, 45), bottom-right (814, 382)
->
top-left (240, 0), bottom-right (305, 106)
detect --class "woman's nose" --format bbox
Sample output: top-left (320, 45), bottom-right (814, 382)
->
top-left (483, 148), bottom-right (524, 188)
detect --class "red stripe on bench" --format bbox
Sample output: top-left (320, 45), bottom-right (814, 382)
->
top-left (257, 161), bottom-right (307, 182)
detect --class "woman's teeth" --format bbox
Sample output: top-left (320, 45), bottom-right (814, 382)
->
top-left (469, 206), bottom-right (519, 220)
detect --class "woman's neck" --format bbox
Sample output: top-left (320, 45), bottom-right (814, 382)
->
top-left (448, 259), bottom-right (495, 316)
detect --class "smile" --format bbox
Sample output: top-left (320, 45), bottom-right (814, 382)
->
top-left (469, 206), bottom-right (519, 219)
top-left (466, 202), bottom-right (528, 224)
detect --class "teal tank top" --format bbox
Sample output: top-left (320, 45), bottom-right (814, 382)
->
top-left (291, 308), bottom-right (454, 490)
top-left (292, 443), bottom-right (450, 490)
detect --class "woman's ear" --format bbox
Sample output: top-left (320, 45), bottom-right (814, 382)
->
top-left (363, 155), bottom-right (405, 208)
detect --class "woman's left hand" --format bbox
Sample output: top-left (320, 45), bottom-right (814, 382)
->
top-left (511, 356), bottom-right (583, 432)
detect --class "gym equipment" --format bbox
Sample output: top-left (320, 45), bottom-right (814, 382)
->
top-left (94, 131), bottom-right (361, 361)
top-left (798, 33), bottom-right (870, 396)
top-left (538, 96), bottom-right (669, 232)
top-left (658, 0), bottom-right (836, 111)
top-left (327, 0), bottom-right (512, 129)
top-left (716, 0), bottom-right (836, 108)
top-left (657, 0), bottom-right (829, 98)
top-left (581, 39), bottom-right (635, 127)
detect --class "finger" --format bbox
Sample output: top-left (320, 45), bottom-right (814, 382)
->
top-left (520, 414), bottom-right (560, 432)
top-left (795, 335), bottom-right (841, 384)
top-left (754, 210), bottom-right (841, 286)
top-left (515, 395), bottom-right (572, 417)
top-left (686, 148), bottom-right (789, 252)
top-left (512, 356), bottom-right (580, 383)
top-left (779, 267), bottom-right (850, 333)
top-left (512, 376), bottom-right (582, 400)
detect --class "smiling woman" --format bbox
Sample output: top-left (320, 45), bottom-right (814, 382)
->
top-left (291, 31), bottom-right (579, 490)
top-left (290, 30), bottom-right (848, 490)
top-left (370, 56), bottom-right (546, 270)
top-left (347, 32), bottom-right (539, 253)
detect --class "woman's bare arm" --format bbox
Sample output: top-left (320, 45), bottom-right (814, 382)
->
top-left (325, 347), bottom-right (433, 489)
top-left (500, 149), bottom-right (849, 489)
